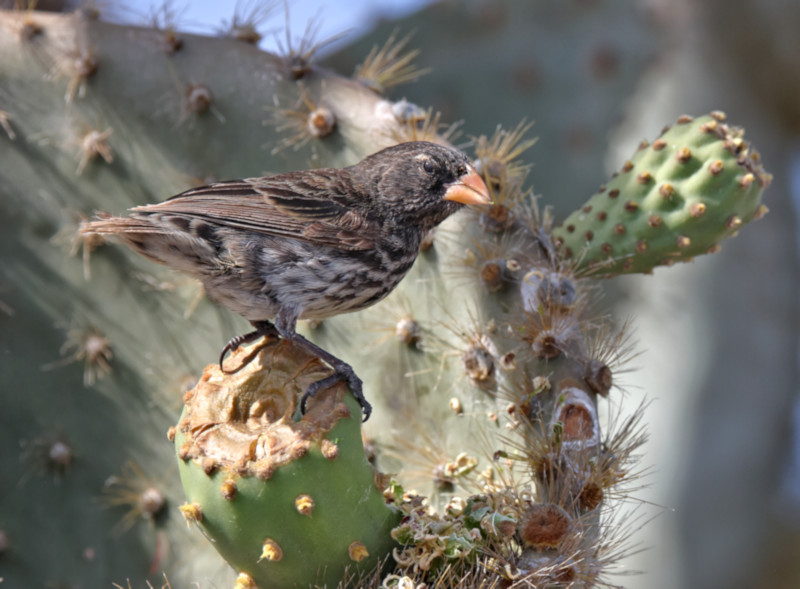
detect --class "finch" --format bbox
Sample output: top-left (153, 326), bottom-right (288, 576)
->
top-left (82, 141), bottom-right (491, 420)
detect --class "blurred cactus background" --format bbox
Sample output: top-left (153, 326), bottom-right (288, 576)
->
top-left (1, 1), bottom-right (799, 588)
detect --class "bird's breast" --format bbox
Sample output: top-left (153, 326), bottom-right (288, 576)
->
top-left (257, 235), bottom-right (420, 320)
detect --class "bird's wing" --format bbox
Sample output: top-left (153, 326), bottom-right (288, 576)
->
top-left (131, 174), bottom-right (378, 251)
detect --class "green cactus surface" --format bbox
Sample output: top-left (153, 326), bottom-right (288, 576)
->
top-left (551, 112), bottom-right (772, 275)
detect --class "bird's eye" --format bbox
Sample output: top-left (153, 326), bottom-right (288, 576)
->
top-left (422, 159), bottom-right (436, 175)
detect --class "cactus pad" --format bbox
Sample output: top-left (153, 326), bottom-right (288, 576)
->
top-left (552, 112), bottom-right (771, 275)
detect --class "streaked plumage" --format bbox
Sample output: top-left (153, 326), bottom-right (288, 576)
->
top-left (83, 141), bottom-right (491, 420)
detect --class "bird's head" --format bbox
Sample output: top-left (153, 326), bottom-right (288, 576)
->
top-left (357, 141), bottom-right (491, 229)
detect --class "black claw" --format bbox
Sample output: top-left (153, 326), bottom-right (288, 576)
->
top-left (219, 321), bottom-right (280, 373)
top-left (269, 308), bottom-right (372, 421)
top-left (219, 332), bottom-right (257, 369)
top-left (300, 369), bottom-right (372, 422)
top-left (345, 373), bottom-right (372, 422)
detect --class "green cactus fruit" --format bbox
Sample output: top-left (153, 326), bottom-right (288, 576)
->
top-left (172, 339), bottom-right (400, 588)
top-left (552, 112), bottom-right (772, 275)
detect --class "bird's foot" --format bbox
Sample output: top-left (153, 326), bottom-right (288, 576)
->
top-left (219, 320), bottom-right (279, 374)
top-left (273, 306), bottom-right (372, 421)
top-left (300, 367), bottom-right (372, 422)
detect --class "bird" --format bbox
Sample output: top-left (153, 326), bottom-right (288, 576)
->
top-left (81, 141), bottom-right (491, 420)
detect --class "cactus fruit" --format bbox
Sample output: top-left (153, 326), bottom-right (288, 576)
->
top-left (552, 112), bottom-right (772, 275)
top-left (172, 339), bottom-right (399, 588)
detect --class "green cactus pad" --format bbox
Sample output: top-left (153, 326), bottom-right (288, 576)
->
top-left (552, 112), bottom-right (771, 275)
top-left (172, 340), bottom-right (400, 588)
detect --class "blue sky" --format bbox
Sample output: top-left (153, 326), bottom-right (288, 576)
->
top-left (113, 0), bottom-right (433, 54)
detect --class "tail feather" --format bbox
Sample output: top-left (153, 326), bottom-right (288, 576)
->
top-left (80, 213), bottom-right (170, 235)
top-left (81, 212), bottom-right (218, 275)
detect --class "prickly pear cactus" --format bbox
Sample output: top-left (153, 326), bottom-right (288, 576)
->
top-left (0, 5), bottom-right (771, 589)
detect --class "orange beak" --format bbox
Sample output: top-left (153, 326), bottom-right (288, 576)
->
top-left (443, 165), bottom-right (492, 206)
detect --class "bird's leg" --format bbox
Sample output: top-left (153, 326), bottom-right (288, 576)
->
top-left (276, 307), bottom-right (372, 422)
top-left (219, 320), bottom-right (280, 373)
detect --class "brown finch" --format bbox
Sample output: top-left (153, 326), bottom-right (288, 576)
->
top-left (82, 141), bottom-right (491, 420)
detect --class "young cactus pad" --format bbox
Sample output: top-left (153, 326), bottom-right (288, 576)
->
top-left (552, 112), bottom-right (771, 275)
top-left (172, 339), bottom-right (400, 588)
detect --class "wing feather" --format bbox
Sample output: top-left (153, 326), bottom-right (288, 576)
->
top-left (132, 173), bottom-right (378, 250)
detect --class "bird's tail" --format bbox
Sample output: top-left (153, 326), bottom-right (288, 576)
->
top-left (81, 211), bottom-right (169, 235)
top-left (81, 212), bottom-right (217, 275)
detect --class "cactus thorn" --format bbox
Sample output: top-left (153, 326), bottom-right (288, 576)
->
top-left (355, 29), bottom-right (430, 93)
